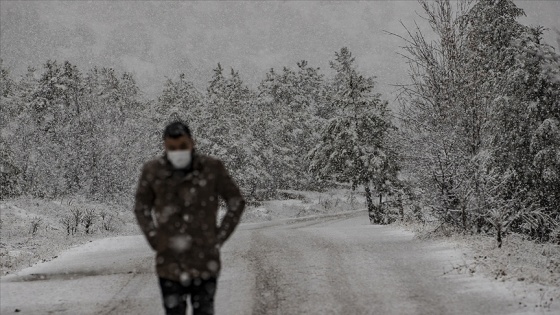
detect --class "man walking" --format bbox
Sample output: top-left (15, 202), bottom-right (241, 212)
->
top-left (134, 121), bottom-right (245, 315)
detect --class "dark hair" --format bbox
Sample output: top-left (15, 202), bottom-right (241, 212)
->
top-left (163, 121), bottom-right (192, 139)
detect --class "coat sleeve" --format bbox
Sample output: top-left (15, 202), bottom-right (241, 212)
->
top-left (133, 164), bottom-right (158, 250)
top-left (215, 160), bottom-right (246, 245)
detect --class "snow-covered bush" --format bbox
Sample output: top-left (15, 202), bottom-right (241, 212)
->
top-left (396, 0), bottom-right (560, 244)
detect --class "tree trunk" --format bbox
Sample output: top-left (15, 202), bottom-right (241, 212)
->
top-left (496, 219), bottom-right (502, 248)
top-left (379, 194), bottom-right (383, 214)
top-left (461, 203), bottom-right (467, 231)
top-left (398, 193), bottom-right (404, 221)
top-left (364, 184), bottom-right (375, 223)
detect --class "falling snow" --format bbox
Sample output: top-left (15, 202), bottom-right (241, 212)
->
top-left (1, 1), bottom-right (559, 314)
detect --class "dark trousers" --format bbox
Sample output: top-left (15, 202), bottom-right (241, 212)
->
top-left (158, 277), bottom-right (217, 315)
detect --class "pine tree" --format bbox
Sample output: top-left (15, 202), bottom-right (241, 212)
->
top-left (200, 64), bottom-right (268, 198)
top-left (159, 73), bottom-right (203, 120)
top-left (82, 67), bottom-right (149, 200)
top-left (0, 62), bottom-right (21, 199)
top-left (487, 26), bottom-right (560, 240)
top-left (255, 60), bottom-right (327, 191)
top-left (308, 48), bottom-right (399, 223)
top-left (1, 61), bottom-right (149, 200)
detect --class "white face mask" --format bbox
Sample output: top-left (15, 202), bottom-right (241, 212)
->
top-left (167, 150), bottom-right (192, 169)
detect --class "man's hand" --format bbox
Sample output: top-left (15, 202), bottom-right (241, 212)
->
top-left (215, 161), bottom-right (246, 245)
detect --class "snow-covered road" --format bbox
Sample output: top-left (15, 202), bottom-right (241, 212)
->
top-left (1, 211), bottom-right (536, 314)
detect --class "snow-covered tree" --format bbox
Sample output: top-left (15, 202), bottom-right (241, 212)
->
top-left (486, 27), bottom-right (560, 240)
top-left (196, 64), bottom-right (269, 198)
top-left (308, 48), bottom-right (399, 223)
top-left (1, 60), bottom-right (150, 201)
top-left (80, 67), bottom-right (151, 201)
top-left (395, 0), bottom-right (476, 227)
top-left (158, 73), bottom-right (204, 122)
top-left (255, 60), bottom-right (328, 191)
top-left (0, 62), bottom-right (21, 199)
top-left (398, 0), bottom-right (560, 243)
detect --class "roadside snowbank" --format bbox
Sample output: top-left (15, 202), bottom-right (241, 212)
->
top-left (397, 221), bottom-right (560, 311)
top-left (1, 188), bottom-right (365, 276)
top-left (241, 188), bottom-right (365, 222)
top-left (0, 198), bottom-right (137, 275)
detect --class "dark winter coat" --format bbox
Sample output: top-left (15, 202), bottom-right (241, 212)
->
top-left (134, 153), bottom-right (245, 281)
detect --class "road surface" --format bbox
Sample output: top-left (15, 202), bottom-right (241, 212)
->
top-left (1, 211), bottom-right (535, 314)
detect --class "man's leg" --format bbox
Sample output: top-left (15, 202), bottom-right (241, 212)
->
top-left (159, 277), bottom-right (188, 315)
top-left (189, 277), bottom-right (217, 315)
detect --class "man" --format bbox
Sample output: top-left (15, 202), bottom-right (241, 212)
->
top-left (134, 121), bottom-right (245, 315)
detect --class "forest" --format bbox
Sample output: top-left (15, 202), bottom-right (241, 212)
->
top-left (1, 0), bottom-right (559, 246)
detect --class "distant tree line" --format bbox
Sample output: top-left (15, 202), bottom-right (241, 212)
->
top-left (0, 48), bottom-right (398, 223)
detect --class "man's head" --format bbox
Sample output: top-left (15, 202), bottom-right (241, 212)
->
top-left (163, 121), bottom-right (195, 169)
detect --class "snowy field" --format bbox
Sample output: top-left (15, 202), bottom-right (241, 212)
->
top-left (0, 189), bottom-right (364, 276)
top-left (0, 198), bottom-right (137, 276)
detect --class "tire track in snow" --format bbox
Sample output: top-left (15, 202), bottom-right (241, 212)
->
top-left (99, 256), bottom-right (155, 315)
top-left (248, 230), bottom-right (284, 315)
top-left (247, 218), bottom-right (369, 315)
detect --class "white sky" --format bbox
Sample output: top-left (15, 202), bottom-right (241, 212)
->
top-left (1, 1), bottom-right (558, 102)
